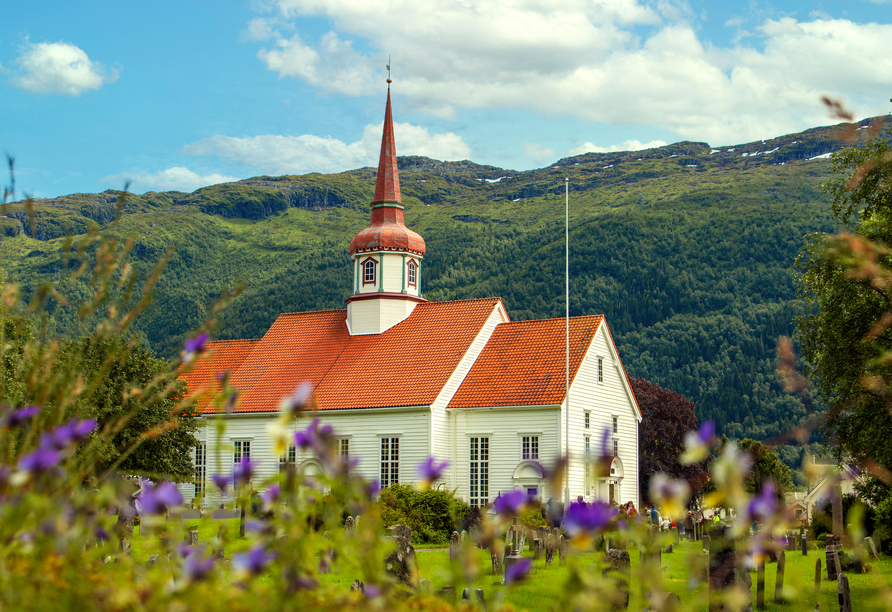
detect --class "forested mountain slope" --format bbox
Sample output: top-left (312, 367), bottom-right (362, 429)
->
top-left (1, 119), bottom-right (869, 455)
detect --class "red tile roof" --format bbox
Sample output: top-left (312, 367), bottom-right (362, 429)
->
top-left (184, 298), bottom-right (502, 413)
top-left (448, 316), bottom-right (604, 408)
top-left (179, 339), bottom-right (257, 407)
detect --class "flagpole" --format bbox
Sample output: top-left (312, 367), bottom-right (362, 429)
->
top-left (564, 177), bottom-right (570, 510)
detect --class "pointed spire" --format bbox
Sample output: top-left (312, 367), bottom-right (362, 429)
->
top-left (373, 87), bottom-right (401, 203)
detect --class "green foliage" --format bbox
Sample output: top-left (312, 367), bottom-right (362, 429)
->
top-left (794, 123), bottom-right (892, 469)
top-left (377, 483), bottom-right (473, 545)
top-left (518, 500), bottom-right (548, 529)
top-left (813, 494), bottom-right (876, 540)
top-left (736, 438), bottom-right (793, 495)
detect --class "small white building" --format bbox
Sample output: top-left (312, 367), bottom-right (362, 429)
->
top-left (179, 85), bottom-right (641, 510)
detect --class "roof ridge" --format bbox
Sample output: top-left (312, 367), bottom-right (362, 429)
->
top-left (496, 314), bottom-right (604, 325)
top-left (276, 308), bottom-right (348, 316)
top-left (417, 297), bottom-right (500, 306)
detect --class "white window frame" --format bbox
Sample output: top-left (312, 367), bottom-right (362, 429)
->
top-left (339, 438), bottom-right (350, 459)
top-left (407, 260), bottom-right (418, 287)
top-left (584, 436), bottom-right (591, 491)
top-left (521, 435), bottom-right (539, 461)
top-left (597, 357), bottom-right (604, 383)
top-left (380, 436), bottom-right (400, 489)
top-left (233, 439), bottom-right (251, 464)
top-left (584, 411), bottom-right (590, 429)
top-left (612, 415), bottom-right (618, 434)
top-left (613, 438), bottom-right (619, 457)
top-left (279, 444), bottom-right (296, 472)
top-left (194, 442), bottom-right (206, 498)
top-left (469, 436), bottom-right (489, 509)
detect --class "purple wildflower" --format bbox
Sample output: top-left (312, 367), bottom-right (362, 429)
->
top-left (233, 545), bottom-right (276, 576)
top-left (416, 457), bottom-right (449, 483)
top-left (183, 551), bottom-right (216, 582)
top-left (182, 333), bottom-right (209, 363)
top-left (294, 418), bottom-right (321, 450)
top-left (494, 490), bottom-right (527, 515)
top-left (5, 405), bottom-right (40, 428)
top-left (211, 473), bottom-right (230, 493)
top-left (746, 481), bottom-right (777, 520)
top-left (280, 382), bottom-right (313, 414)
top-left (366, 479), bottom-right (381, 497)
top-left (41, 418), bottom-right (97, 450)
top-left (262, 485), bottom-right (280, 505)
top-left (504, 558), bottom-right (532, 584)
top-left (563, 501), bottom-right (616, 535)
top-left (138, 480), bottom-right (183, 515)
top-left (95, 526), bottom-right (110, 541)
top-left (698, 421), bottom-right (716, 444)
top-left (18, 446), bottom-right (61, 473)
top-left (232, 457), bottom-right (256, 488)
top-left (364, 583), bottom-right (381, 599)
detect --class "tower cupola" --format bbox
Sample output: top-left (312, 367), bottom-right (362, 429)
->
top-left (346, 78), bottom-right (426, 336)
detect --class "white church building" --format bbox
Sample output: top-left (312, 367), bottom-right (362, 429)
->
top-left (180, 84), bottom-right (641, 510)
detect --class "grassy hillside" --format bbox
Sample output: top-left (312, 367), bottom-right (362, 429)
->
top-left (0, 119), bottom-right (867, 474)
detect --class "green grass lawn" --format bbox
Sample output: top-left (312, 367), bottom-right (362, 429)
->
top-left (130, 525), bottom-right (892, 611)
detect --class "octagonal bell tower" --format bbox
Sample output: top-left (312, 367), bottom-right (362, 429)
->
top-left (346, 80), bottom-right (426, 335)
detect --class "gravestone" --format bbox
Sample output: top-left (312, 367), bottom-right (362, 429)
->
top-left (826, 545), bottom-right (840, 581)
top-left (490, 546), bottom-right (504, 574)
top-left (461, 530), bottom-right (468, 542)
top-left (559, 535), bottom-right (568, 562)
top-left (119, 539), bottom-right (131, 555)
top-left (665, 544), bottom-right (674, 554)
top-left (450, 531), bottom-right (461, 560)
top-left (603, 549), bottom-right (631, 610)
top-left (838, 573), bottom-right (852, 612)
top-left (189, 530), bottom-right (199, 546)
top-left (532, 538), bottom-right (542, 560)
top-left (385, 527), bottom-right (417, 587)
top-left (662, 592), bottom-right (682, 612)
top-left (354, 515), bottom-right (360, 526)
top-left (438, 586), bottom-right (456, 600)
top-left (215, 545), bottom-right (225, 560)
top-left (462, 588), bottom-right (485, 605)
top-left (146, 554), bottom-right (159, 566)
top-left (350, 579), bottom-right (364, 593)
top-left (707, 522), bottom-right (753, 612)
top-left (545, 532), bottom-right (557, 566)
top-left (773, 550), bottom-right (786, 604)
top-left (345, 516), bottom-right (355, 534)
top-left (756, 560), bottom-right (765, 609)
top-left (802, 534), bottom-right (808, 556)
top-left (865, 536), bottom-right (880, 559)
top-left (503, 520), bottom-right (525, 576)
top-left (815, 558), bottom-right (821, 594)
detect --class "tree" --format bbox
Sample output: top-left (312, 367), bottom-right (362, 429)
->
top-left (736, 438), bottom-right (793, 495)
top-left (57, 333), bottom-right (199, 480)
top-left (794, 121), bottom-right (892, 470)
top-left (630, 376), bottom-right (708, 505)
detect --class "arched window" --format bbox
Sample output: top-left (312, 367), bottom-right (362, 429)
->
top-left (407, 260), bottom-right (418, 287)
top-left (361, 257), bottom-right (377, 286)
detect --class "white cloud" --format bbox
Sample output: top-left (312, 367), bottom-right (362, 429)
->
top-left (182, 122), bottom-right (471, 175)
top-left (98, 167), bottom-right (239, 193)
top-left (250, 2), bottom-right (892, 144)
top-left (524, 143), bottom-right (556, 160)
top-left (10, 41), bottom-right (118, 95)
top-left (569, 139), bottom-right (669, 155)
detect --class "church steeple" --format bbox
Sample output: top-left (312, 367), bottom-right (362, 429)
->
top-left (345, 75), bottom-right (427, 336)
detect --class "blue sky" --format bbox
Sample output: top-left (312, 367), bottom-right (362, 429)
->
top-left (1, 0), bottom-right (889, 198)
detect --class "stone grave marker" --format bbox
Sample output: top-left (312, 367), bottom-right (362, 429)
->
top-left (815, 558), bottom-right (821, 594)
top-left (384, 526), bottom-right (417, 587)
top-left (838, 573), bottom-right (852, 612)
top-left (490, 546), bottom-right (504, 575)
top-left (438, 586), bottom-right (456, 600)
top-left (802, 533), bottom-right (808, 556)
top-left (189, 530), bottom-right (199, 546)
top-left (707, 522), bottom-right (752, 612)
top-left (545, 532), bottom-right (556, 566)
top-left (773, 550), bottom-right (785, 604)
top-left (603, 548), bottom-right (631, 610)
top-left (350, 579), bottom-right (364, 593)
top-left (559, 534), bottom-right (568, 562)
top-left (865, 536), bottom-right (880, 559)
top-left (345, 516), bottom-right (355, 534)
top-left (450, 531), bottom-right (461, 560)
top-left (532, 538), bottom-right (542, 560)
top-left (826, 545), bottom-right (840, 581)
top-left (462, 588), bottom-right (485, 605)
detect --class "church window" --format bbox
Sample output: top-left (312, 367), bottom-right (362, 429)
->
top-left (380, 437), bottom-right (399, 488)
top-left (279, 444), bottom-right (296, 472)
top-left (194, 443), bottom-right (206, 497)
top-left (521, 436), bottom-right (539, 460)
top-left (407, 260), bottom-right (418, 287)
top-left (362, 257), bottom-right (378, 286)
top-left (469, 436), bottom-right (489, 508)
top-left (612, 415), bottom-right (618, 434)
top-left (613, 438), bottom-right (619, 457)
top-left (584, 411), bottom-right (590, 429)
top-left (233, 439), bottom-right (251, 464)
top-left (598, 357), bottom-right (604, 382)
top-left (339, 438), bottom-right (349, 459)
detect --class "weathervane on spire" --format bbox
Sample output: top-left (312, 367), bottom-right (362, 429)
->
top-left (386, 56), bottom-right (392, 87)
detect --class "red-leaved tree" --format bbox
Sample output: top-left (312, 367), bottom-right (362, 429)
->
top-left (630, 376), bottom-right (709, 507)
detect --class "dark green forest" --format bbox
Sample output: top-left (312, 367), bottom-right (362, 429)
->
top-left (1, 119), bottom-right (864, 480)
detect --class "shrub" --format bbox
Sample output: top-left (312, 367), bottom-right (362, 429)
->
top-left (378, 483), bottom-right (471, 545)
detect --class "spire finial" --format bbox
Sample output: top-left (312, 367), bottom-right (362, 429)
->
top-left (386, 56), bottom-right (392, 87)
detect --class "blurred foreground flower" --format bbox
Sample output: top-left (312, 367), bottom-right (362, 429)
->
top-left (681, 420), bottom-right (715, 464)
top-left (745, 481), bottom-right (776, 521)
top-left (494, 489), bottom-right (527, 515)
top-left (504, 558), bottom-right (532, 584)
top-left (564, 501), bottom-right (616, 536)
top-left (182, 332), bottom-right (208, 363)
top-left (138, 480), bottom-right (183, 515)
top-left (232, 457), bottom-right (257, 488)
top-left (416, 457), bottom-right (449, 490)
top-left (234, 545), bottom-right (276, 577)
top-left (183, 549), bottom-right (216, 582)
top-left (649, 472), bottom-right (691, 517)
top-left (3, 405), bottom-right (40, 429)
top-left (211, 473), bottom-right (230, 494)
top-left (279, 382), bottom-right (313, 415)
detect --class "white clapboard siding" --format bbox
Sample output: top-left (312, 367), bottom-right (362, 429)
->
top-left (561, 322), bottom-right (640, 509)
top-left (448, 406), bottom-right (561, 505)
top-left (429, 301), bottom-right (507, 488)
top-left (184, 408), bottom-right (430, 506)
